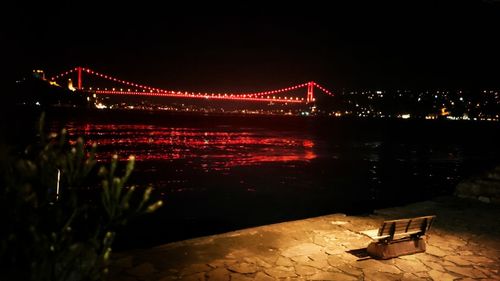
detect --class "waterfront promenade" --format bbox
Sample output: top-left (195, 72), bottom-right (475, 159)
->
top-left (110, 196), bottom-right (500, 280)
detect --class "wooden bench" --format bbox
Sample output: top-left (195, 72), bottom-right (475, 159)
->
top-left (361, 215), bottom-right (436, 259)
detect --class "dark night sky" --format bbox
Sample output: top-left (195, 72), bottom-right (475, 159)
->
top-left (3, 1), bottom-right (500, 92)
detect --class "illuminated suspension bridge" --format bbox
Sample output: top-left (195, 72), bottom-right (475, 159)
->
top-left (49, 67), bottom-right (334, 104)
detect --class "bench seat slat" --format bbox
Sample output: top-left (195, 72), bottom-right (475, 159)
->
top-left (361, 229), bottom-right (423, 240)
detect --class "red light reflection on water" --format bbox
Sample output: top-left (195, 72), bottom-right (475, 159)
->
top-left (65, 124), bottom-right (316, 170)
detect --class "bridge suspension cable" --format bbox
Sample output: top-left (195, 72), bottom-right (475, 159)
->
top-left (49, 67), bottom-right (334, 102)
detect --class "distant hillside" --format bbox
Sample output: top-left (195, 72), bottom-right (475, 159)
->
top-left (5, 73), bottom-right (91, 109)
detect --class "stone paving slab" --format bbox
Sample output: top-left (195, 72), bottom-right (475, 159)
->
top-left (109, 196), bottom-right (500, 280)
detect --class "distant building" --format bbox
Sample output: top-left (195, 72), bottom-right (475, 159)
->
top-left (32, 69), bottom-right (46, 80)
top-left (68, 78), bottom-right (76, 91)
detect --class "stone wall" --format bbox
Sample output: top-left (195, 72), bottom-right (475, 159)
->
top-left (455, 166), bottom-right (500, 204)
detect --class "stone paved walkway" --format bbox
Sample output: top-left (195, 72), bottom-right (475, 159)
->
top-left (109, 196), bottom-right (500, 280)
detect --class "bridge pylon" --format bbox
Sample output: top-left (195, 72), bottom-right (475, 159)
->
top-left (307, 82), bottom-right (314, 103)
top-left (77, 67), bottom-right (83, 90)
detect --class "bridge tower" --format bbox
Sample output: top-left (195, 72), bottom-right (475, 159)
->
top-left (307, 82), bottom-right (314, 103)
top-left (77, 67), bottom-right (83, 90)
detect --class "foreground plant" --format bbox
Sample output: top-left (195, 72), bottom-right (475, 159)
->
top-left (0, 113), bottom-right (162, 281)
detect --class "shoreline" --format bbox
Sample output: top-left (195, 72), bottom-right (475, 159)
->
top-left (109, 195), bottom-right (500, 280)
top-left (5, 104), bottom-right (500, 123)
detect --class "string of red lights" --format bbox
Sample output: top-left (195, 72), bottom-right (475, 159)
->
top-left (312, 82), bottom-right (335, 97)
top-left (94, 90), bottom-right (305, 103)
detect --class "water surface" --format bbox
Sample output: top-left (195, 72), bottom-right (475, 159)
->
top-left (46, 112), bottom-right (500, 248)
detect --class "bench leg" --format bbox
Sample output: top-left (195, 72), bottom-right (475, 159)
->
top-left (367, 238), bottom-right (426, 259)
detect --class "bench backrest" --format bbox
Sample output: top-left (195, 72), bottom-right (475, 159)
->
top-left (378, 215), bottom-right (436, 240)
